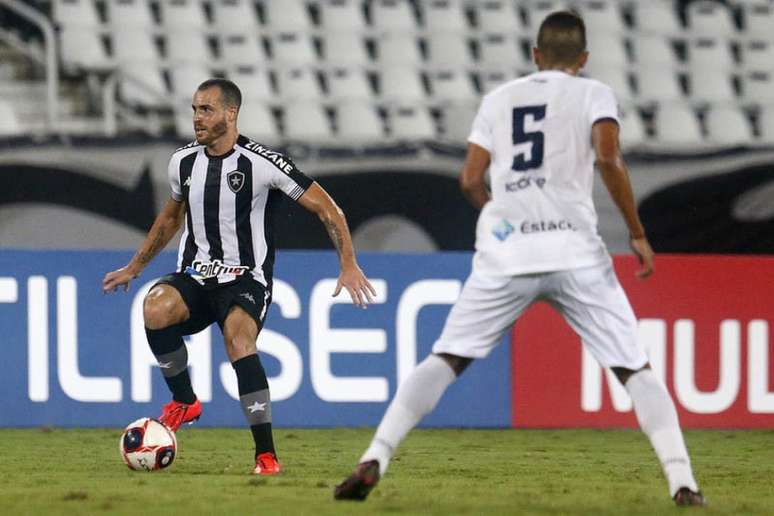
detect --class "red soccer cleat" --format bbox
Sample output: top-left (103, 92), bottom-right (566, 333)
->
top-left (252, 452), bottom-right (282, 475)
top-left (158, 399), bottom-right (202, 432)
top-left (334, 460), bottom-right (380, 501)
top-left (673, 487), bottom-right (707, 507)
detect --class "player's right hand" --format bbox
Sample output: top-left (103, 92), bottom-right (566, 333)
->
top-left (102, 266), bottom-right (139, 293)
top-left (630, 237), bottom-right (655, 279)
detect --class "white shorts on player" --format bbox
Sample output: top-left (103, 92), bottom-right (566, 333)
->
top-left (432, 260), bottom-right (648, 370)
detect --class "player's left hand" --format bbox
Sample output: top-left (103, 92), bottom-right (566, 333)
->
top-left (333, 263), bottom-right (377, 309)
top-left (630, 237), bottom-right (655, 279)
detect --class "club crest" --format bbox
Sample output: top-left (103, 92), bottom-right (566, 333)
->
top-left (227, 170), bottom-right (245, 193)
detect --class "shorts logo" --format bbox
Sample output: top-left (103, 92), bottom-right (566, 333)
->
top-left (239, 292), bottom-right (256, 304)
top-left (227, 170), bottom-right (245, 193)
top-left (493, 219), bottom-right (515, 241)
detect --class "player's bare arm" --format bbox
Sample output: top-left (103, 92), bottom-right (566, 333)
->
top-left (102, 198), bottom-right (186, 293)
top-left (592, 120), bottom-right (655, 279)
top-left (297, 182), bottom-right (376, 308)
top-left (459, 143), bottom-right (492, 210)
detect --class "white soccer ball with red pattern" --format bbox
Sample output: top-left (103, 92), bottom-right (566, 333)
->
top-left (119, 418), bottom-right (177, 471)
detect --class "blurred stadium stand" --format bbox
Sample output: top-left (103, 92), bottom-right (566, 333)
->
top-left (0, 0), bottom-right (770, 151)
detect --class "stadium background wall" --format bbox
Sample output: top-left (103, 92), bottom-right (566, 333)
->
top-left (0, 250), bottom-right (772, 429)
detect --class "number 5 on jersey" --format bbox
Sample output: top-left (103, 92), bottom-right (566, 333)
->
top-left (511, 105), bottom-right (547, 172)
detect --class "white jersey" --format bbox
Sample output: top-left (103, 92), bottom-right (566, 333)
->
top-left (468, 70), bottom-right (620, 276)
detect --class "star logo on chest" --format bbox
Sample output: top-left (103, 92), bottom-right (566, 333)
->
top-left (247, 401), bottom-right (266, 413)
top-left (227, 170), bottom-right (245, 193)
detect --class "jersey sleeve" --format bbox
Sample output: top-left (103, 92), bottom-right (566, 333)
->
top-left (588, 82), bottom-right (621, 127)
top-left (467, 97), bottom-right (494, 152)
top-left (167, 155), bottom-right (182, 202)
top-left (267, 153), bottom-right (314, 201)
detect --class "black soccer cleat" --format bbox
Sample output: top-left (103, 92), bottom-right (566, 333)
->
top-left (333, 460), bottom-right (380, 501)
top-left (673, 487), bottom-right (707, 507)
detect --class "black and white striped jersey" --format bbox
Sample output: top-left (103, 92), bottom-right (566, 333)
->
top-left (167, 134), bottom-right (313, 289)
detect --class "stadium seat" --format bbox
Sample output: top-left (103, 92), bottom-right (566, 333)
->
top-left (0, 100), bottom-right (22, 136)
top-left (421, 0), bottom-right (469, 33)
top-left (576, 0), bottom-right (625, 35)
top-left (424, 32), bottom-right (474, 67)
top-left (105, 0), bottom-right (154, 27)
top-left (59, 28), bottom-right (112, 71)
top-left (219, 32), bottom-right (267, 67)
top-left (282, 102), bottom-right (334, 143)
top-left (742, 71), bottom-right (774, 104)
top-left (631, 1), bottom-right (681, 35)
top-left (686, 38), bottom-right (736, 70)
top-left (758, 105), bottom-right (774, 143)
top-left (427, 69), bottom-right (477, 104)
top-left (477, 68), bottom-right (517, 94)
top-left (388, 104), bottom-right (436, 140)
top-left (112, 29), bottom-right (160, 64)
top-left (269, 32), bottom-right (318, 65)
top-left (740, 40), bottom-right (774, 70)
top-left (325, 67), bottom-right (373, 101)
top-left (376, 33), bottom-right (423, 65)
top-left (618, 107), bottom-right (648, 148)
top-left (169, 64), bottom-right (212, 100)
top-left (369, 0), bottom-right (419, 33)
top-left (584, 64), bottom-right (634, 105)
top-left (477, 33), bottom-right (530, 69)
top-left (320, 32), bottom-right (370, 67)
top-left (438, 102), bottom-right (477, 142)
top-left (631, 34), bottom-right (679, 68)
top-left (159, 0), bottom-right (208, 30)
top-left (239, 101), bottom-right (280, 143)
top-left (53, 0), bottom-right (101, 27)
top-left (686, 0), bottom-right (738, 36)
top-left (742, 2), bottom-right (774, 38)
top-left (262, 0), bottom-right (312, 31)
top-left (635, 67), bottom-right (684, 104)
top-left (166, 32), bottom-right (213, 65)
top-left (378, 66), bottom-right (426, 103)
top-left (335, 101), bottom-right (386, 142)
top-left (275, 67), bottom-right (324, 101)
top-left (227, 65), bottom-right (273, 102)
top-left (524, 0), bottom-right (570, 28)
top-left (173, 103), bottom-right (194, 138)
top-left (689, 70), bottom-right (736, 104)
top-left (474, 0), bottom-right (527, 33)
top-left (585, 32), bottom-right (628, 69)
top-left (318, 0), bottom-right (368, 32)
top-left (705, 106), bottom-right (754, 146)
top-left (118, 62), bottom-right (167, 107)
top-left (212, 0), bottom-right (260, 32)
top-left (653, 103), bottom-right (703, 145)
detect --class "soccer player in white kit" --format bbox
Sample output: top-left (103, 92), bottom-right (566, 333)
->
top-left (335, 11), bottom-right (705, 506)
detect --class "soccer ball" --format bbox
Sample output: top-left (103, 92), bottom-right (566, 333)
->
top-left (119, 418), bottom-right (177, 471)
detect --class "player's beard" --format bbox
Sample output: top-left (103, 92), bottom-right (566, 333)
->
top-left (196, 118), bottom-right (228, 146)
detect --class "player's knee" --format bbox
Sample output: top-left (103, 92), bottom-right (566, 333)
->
top-left (225, 334), bottom-right (257, 361)
top-left (143, 291), bottom-right (182, 330)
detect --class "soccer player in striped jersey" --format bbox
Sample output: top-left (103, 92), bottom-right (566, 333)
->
top-left (334, 12), bottom-right (705, 506)
top-left (103, 78), bottom-right (376, 475)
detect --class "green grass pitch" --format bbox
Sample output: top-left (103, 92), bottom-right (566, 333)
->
top-left (1, 427), bottom-right (772, 515)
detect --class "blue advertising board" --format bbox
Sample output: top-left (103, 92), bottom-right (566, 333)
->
top-left (0, 251), bottom-right (511, 428)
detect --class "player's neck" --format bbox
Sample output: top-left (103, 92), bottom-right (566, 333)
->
top-left (538, 64), bottom-right (581, 76)
top-left (206, 130), bottom-right (239, 157)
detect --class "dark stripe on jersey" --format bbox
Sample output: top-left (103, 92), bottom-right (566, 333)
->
top-left (179, 152), bottom-right (198, 269)
top-left (204, 156), bottom-right (223, 260)
top-left (261, 189), bottom-right (282, 292)
top-left (235, 154), bottom-right (255, 268)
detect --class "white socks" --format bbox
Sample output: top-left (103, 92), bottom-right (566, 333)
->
top-left (360, 354), bottom-right (456, 475)
top-left (626, 369), bottom-right (699, 496)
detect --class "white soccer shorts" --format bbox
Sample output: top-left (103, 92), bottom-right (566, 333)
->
top-left (432, 261), bottom-right (648, 370)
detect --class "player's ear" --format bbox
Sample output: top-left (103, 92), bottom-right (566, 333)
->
top-left (578, 51), bottom-right (589, 70)
top-left (532, 47), bottom-right (541, 67)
